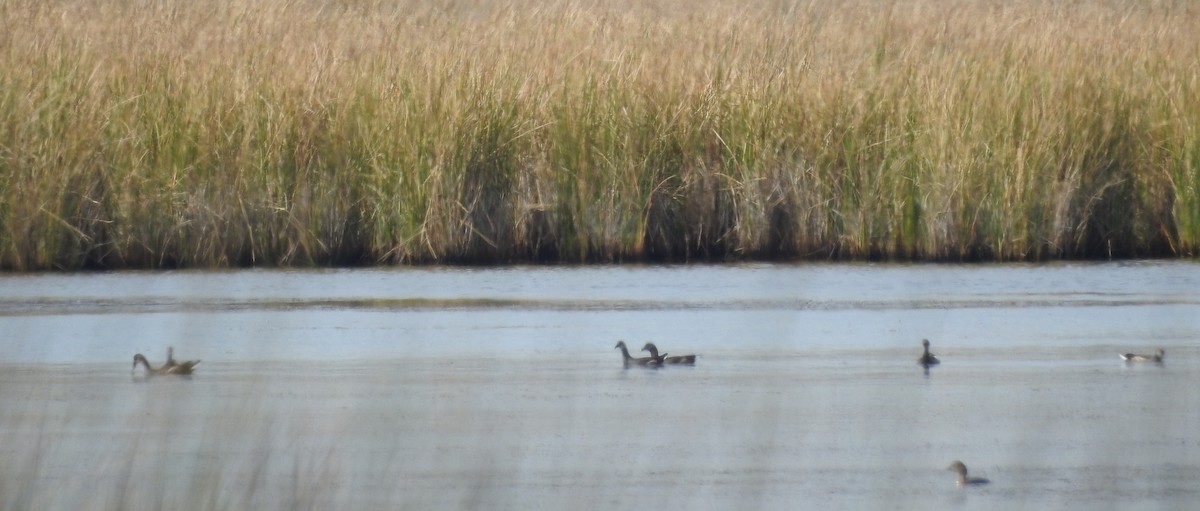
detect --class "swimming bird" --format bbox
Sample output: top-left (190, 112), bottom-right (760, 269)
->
top-left (918, 339), bottom-right (940, 367)
top-left (133, 352), bottom-right (200, 376)
top-left (615, 341), bottom-right (663, 367)
top-left (1120, 348), bottom-right (1164, 363)
top-left (641, 342), bottom-right (696, 365)
top-left (164, 347), bottom-right (201, 373)
top-left (947, 460), bottom-right (989, 486)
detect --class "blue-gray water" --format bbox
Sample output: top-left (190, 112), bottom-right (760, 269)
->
top-left (1, 262), bottom-right (1198, 509)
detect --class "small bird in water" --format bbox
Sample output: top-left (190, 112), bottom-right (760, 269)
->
top-left (947, 460), bottom-right (990, 486)
top-left (133, 347), bottom-right (200, 376)
top-left (642, 342), bottom-right (697, 365)
top-left (917, 339), bottom-right (940, 367)
top-left (1120, 348), bottom-right (1164, 363)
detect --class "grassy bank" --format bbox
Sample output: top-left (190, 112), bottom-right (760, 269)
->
top-left (1, 0), bottom-right (1198, 269)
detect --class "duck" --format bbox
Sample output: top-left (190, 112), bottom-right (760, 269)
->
top-left (615, 341), bottom-right (663, 367)
top-left (641, 342), bottom-right (696, 365)
top-left (133, 350), bottom-right (200, 376)
top-left (163, 346), bottom-right (201, 372)
top-left (1120, 348), bottom-right (1164, 363)
top-left (918, 339), bottom-right (940, 367)
top-left (947, 460), bottom-right (989, 486)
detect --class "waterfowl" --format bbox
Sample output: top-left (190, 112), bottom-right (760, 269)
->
top-left (918, 339), bottom-right (940, 367)
top-left (947, 461), bottom-right (989, 486)
top-left (164, 346), bottom-right (201, 372)
top-left (615, 341), bottom-right (663, 367)
top-left (641, 342), bottom-right (696, 365)
top-left (133, 352), bottom-right (200, 376)
top-left (1120, 348), bottom-right (1164, 363)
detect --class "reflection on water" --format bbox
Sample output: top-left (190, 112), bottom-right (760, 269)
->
top-left (1, 262), bottom-right (1198, 510)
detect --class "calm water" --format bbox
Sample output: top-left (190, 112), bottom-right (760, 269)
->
top-left (1, 262), bottom-right (1198, 510)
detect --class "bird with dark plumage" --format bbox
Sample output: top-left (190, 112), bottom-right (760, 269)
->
top-left (615, 341), bottom-right (663, 367)
top-left (1120, 348), bottom-right (1164, 363)
top-left (948, 461), bottom-right (989, 486)
top-left (918, 339), bottom-right (940, 367)
top-left (641, 342), bottom-right (696, 365)
top-left (133, 348), bottom-right (200, 376)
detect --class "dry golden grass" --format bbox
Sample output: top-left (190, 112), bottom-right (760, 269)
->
top-left (1, 0), bottom-right (1198, 268)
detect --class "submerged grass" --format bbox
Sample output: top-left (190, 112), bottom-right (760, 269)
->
top-left (0, 369), bottom-right (353, 511)
top-left (1, 0), bottom-right (1198, 269)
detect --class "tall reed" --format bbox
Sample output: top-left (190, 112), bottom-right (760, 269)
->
top-left (1, 0), bottom-right (1197, 269)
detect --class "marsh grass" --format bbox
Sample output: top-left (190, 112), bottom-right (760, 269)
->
top-left (2, 0), bottom-right (1198, 268)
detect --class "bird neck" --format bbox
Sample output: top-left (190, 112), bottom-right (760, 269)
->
top-left (617, 344), bottom-right (633, 360)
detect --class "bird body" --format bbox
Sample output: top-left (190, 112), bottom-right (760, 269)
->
top-left (615, 341), bottom-right (662, 367)
top-left (641, 342), bottom-right (696, 365)
top-left (1120, 348), bottom-right (1164, 363)
top-left (133, 350), bottom-right (200, 376)
top-left (918, 339), bottom-right (940, 367)
top-left (948, 461), bottom-right (989, 486)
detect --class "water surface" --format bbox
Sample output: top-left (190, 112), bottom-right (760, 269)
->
top-left (2, 262), bottom-right (1198, 509)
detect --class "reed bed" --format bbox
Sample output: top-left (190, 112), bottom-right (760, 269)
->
top-left (1, 0), bottom-right (1198, 268)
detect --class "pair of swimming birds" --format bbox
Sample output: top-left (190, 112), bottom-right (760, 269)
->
top-left (919, 339), bottom-right (1165, 366)
top-left (615, 341), bottom-right (696, 367)
top-left (132, 347), bottom-right (201, 375)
